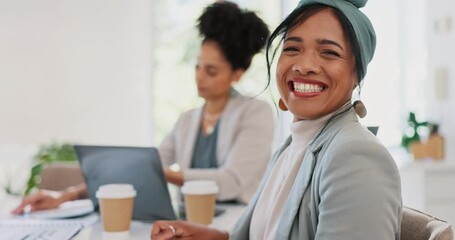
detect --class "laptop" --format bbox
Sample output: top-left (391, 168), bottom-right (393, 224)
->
top-left (367, 126), bottom-right (379, 136)
top-left (73, 145), bottom-right (177, 222)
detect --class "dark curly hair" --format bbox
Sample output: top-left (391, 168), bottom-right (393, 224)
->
top-left (197, 1), bottom-right (270, 71)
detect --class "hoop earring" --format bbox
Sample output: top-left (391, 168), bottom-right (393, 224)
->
top-left (278, 99), bottom-right (288, 111)
top-left (353, 85), bottom-right (367, 118)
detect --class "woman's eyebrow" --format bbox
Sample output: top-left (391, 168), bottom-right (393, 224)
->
top-left (283, 36), bottom-right (303, 43)
top-left (317, 38), bottom-right (344, 50)
top-left (205, 65), bottom-right (218, 71)
top-left (284, 37), bottom-right (343, 51)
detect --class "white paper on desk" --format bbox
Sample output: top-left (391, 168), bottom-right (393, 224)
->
top-left (55, 212), bottom-right (99, 227)
top-left (26, 199), bottom-right (94, 219)
top-left (5, 212), bottom-right (99, 227)
top-left (0, 219), bottom-right (83, 240)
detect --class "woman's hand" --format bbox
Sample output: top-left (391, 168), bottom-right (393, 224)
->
top-left (151, 220), bottom-right (229, 240)
top-left (10, 189), bottom-right (66, 214)
top-left (163, 168), bottom-right (184, 186)
top-left (10, 184), bottom-right (87, 215)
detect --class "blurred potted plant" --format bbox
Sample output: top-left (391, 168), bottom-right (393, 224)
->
top-left (23, 143), bottom-right (77, 195)
top-left (401, 112), bottom-right (428, 151)
top-left (401, 112), bottom-right (444, 160)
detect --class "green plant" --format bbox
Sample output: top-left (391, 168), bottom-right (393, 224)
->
top-left (23, 143), bottom-right (77, 195)
top-left (401, 112), bottom-right (429, 151)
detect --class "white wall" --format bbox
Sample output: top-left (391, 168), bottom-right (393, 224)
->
top-left (362, 0), bottom-right (403, 146)
top-left (0, 0), bottom-right (154, 146)
top-left (425, 0), bottom-right (455, 163)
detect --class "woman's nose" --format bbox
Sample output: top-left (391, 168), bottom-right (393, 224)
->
top-left (292, 54), bottom-right (320, 75)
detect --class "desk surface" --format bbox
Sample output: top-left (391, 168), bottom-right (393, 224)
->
top-left (73, 203), bottom-right (246, 240)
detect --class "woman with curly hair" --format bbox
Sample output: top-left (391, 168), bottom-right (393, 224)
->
top-left (159, 1), bottom-right (274, 204)
top-left (11, 1), bottom-right (273, 215)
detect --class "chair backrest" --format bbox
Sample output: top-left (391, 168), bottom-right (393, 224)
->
top-left (39, 162), bottom-right (84, 191)
top-left (401, 207), bottom-right (453, 240)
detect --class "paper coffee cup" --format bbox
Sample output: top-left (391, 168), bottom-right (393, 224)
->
top-left (96, 184), bottom-right (136, 234)
top-left (181, 180), bottom-right (219, 225)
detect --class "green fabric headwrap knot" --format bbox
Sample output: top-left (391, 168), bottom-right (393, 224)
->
top-left (297, 0), bottom-right (375, 80)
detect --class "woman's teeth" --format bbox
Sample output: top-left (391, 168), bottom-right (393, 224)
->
top-left (293, 82), bottom-right (323, 93)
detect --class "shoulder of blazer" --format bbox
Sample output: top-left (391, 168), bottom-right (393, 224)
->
top-left (179, 106), bottom-right (202, 120)
top-left (172, 107), bottom-right (202, 133)
top-left (311, 108), bottom-right (392, 171)
top-left (308, 106), bottom-right (358, 153)
top-left (222, 94), bottom-right (272, 119)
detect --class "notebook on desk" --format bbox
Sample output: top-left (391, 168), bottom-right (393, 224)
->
top-left (73, 145), bottom-right (177, 222)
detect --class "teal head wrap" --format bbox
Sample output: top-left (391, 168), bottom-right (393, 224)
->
top-left (297, 0), bottom-right (376, 81)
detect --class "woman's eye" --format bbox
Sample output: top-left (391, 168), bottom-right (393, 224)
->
top-left (283, 47), bottom-right (299, 52)
top-left (207, 70), bottom-right (217, 77)
top-left (322, 50), bottom-right (341, 57)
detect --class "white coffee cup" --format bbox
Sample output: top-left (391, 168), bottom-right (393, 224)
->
top-left (96, 184), bottom-right (136, 237)
top-left (181, 180), bottom-right (219, 225)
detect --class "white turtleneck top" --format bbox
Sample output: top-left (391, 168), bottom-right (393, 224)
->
top-left (249, 113), bottom-right (333, 240)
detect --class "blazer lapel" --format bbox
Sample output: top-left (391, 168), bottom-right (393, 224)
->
top-left (275, 147), bottom-right (319, 239)
top-left (181, 108), bottom-right (202, 168)
top-left (231, 137), bottom-right (292, 238)
top-left (216, 96), bottom-right (238, 163)
top-left (275, 107), bottom-right (358, 238)
top-left (234, 106), bottom-right (358, 239)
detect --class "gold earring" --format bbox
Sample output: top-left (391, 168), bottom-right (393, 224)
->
top-left (278, 99), bottom-right (288, 111)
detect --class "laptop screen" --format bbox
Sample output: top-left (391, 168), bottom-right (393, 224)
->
top-left (73, 145), bottom-right (177, 222)
top-left (367, 126), bottom-right (379, 136)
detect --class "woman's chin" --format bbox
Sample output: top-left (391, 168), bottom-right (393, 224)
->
top-left (290, 110), bottom-right (324, 121)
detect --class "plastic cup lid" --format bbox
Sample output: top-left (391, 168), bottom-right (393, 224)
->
top-left (181, 180), bottom-right (219, 195)
top-left (96, 184), bottom-right (136, 199)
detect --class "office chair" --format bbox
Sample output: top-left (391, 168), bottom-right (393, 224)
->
top-left (401, 207), bottom-right (453, 240)
top-left (39, 162), bottom-right (84, 191)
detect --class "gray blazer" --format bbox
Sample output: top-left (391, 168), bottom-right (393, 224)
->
top-left (159, 93), bottom-right (274, 204)
top-left (231, 107), bottom-right (402, 239)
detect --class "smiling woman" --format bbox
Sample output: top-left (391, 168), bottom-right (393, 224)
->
top-left (276, 7), bottom-right (357, 120)
top-left (151, 0), bottom-right (402, 239)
